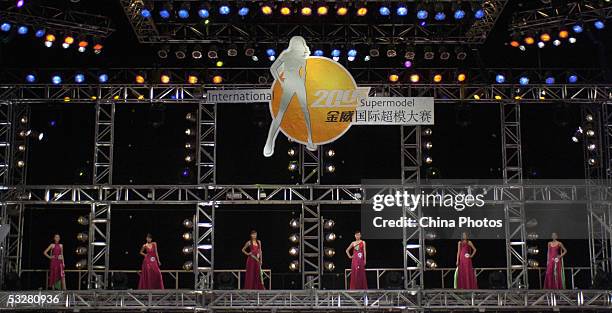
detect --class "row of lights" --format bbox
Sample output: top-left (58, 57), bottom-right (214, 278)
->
top-left (386, 71), bottom-right (579, 84)
top-left (141, 2), bottom-right (486, 21)
top-left (509, 20), bottom-right (606, 51)
top-left (0, 23), bottom-right (104, 54)
top-left (22, 73), bottom-right (224, 85)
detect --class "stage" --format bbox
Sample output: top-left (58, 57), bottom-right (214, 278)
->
top-left (1, 289), bottom-right (612, 312)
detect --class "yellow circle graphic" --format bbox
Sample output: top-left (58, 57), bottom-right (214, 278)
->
top-left (270, 57), bottom-right (357, 145)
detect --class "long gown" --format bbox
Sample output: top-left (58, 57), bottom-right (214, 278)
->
top-left (244, 242), bottom-right (264, 290)
top-left (48, 244), bottom-right (65, 289)
top-left (138, 243), bottom-right (164, 289)
top-left (349, 241), bottom-right (367, 289)
top-left (543, 243), bottom-right (565, 289)
top-left (454, 241), bottom-right (478, 289)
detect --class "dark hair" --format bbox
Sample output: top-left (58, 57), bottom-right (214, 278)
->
top-left (355, 230), bottom-right (361, 234)
top-left (250, 230), bottom-right (257, 235)
top-left (146, 233), bottom-right (153, 239)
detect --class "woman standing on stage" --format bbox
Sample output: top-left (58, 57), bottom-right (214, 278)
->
top-left (544, 232), bottom-right (567, 289)
top-left (346, 230), bottom-right (367, 289)
top-left (43, 233), bottom-right (65, 290)
top-left (242, 230), bottom-right (264, 289)
top-left (138, 233), bottom-right (164, 289)
top-left (454, 232), bottom-right (478, 289)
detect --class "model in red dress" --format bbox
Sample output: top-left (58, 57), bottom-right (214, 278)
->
top-left (138, 233), bottom-right (164, 289)
top-left (241, 230), bottom-right (264, 290)
top-left (455, 232), bottom-right (478, 289)
top-left (43, 234), bottom-right (65, 290)
top-left (346, 230), bottom-right (367, 289)
top-left (544, 232), bottom-right (567, 289)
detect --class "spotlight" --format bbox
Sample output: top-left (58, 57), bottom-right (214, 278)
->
top-left (325, 232), bottom-right (336, 241)
top-left (434, 4), bottom-right (446, 21)
top-left (280, 4), bottom-right (291, 16)
top-left (192, 45), bottom-right (203, 59)
top-left (416, 7), bottom-right (428, 20)
top-left (289, 260), bottom-right (299, 271)
top-left (404, 46), bottom-right (416, 60)
top-left (313, 49), bottom-right (324, 56)
top-left (324, 261), bottom-right (335, 271)
top-left (409, 73), bottom-right (420, 83)
top-left (140, 7), bottom-right (151, 18)
top-left (78, 40), bottom-right (88, 52)
top-left (559, 29), bottom-right (569, 39)
top-left (439, 47), bottom-right (450, 60)
top-left (528, 247), bottom-right (540, 255)
top-left (424, 156), bottom-right (433, 164)
top-left (182, 246), bottom-right (193, 254)
top-left (426, 259), bottom-right (438, 268)
top-left (454, 7), bottom-right (466, 20)
top-left (433, 74), bottom-right (443, 83)
top-left (473, 6), bottom-right (485, 19)
top-left (325, 164), bottom-right (335, 173)
top-left (524, 36), bottom-right (535, 45)
top-left (528, 259), bottom-right (539, 268)
top-left (244, 45), bottom-right (255, 57)
top-left (182, 261), bottom-right (193, 270)
top-left (159, 6), bottom-right (171, 19)
top-left (324, 247), bottom-right (336, 257)
top-left (326, 149), bottom-right (335, 158)
top-left (588, 143), bottom-right (597, 151)
top-left (75, 73), bottom-right (85, 83)
top-left (403, 60), bottom-right (412, 68)
top-left (227, 44), bottom-right (238, 57)
top-left (336, 4), bottom-right (348, 16)
top-left (540, 33), bottom-right (551, 42)
top-left (25, 74), bottom-right (36, 83)
top-left (594, 20), bottom-right (605, 29)
top-left (157, 45), bottom-right (169, 59)
top-left (369, 46), bottom-right (380, 57)
top-left (207, 46), bottom-right (218, 59)
top-left (198, 5), bottom-right (210, 19)
top-left (568, 74), bottom-right (578, 83)
top-left (44, 34), bottom-right (55, 47)
top-left (17, 25), bottom-right (28, 35)
top-left (75, 246), bottom-right (87, 255)
top-left (35, 28), bottom-right (45, 37)
top-left (347, 48), bottom-right (357, 61)
top-left (553, 39), bottom-right (561, 46)
top-left (317, 3), bottom-right (328, 16)
top-left (568, 37), bottom-right (577, 44)
top-left (457, 73), bottom-right (466, 82)
top-left (289, 219), bottom-right (300, 228)
top-left (212, 75), bottom-right (223, 84)
top-left (289, 234), bottom-right (299, 243)
top-left (175, 46), bottom-right (187, 59)
top-left (75, 260), bottom-right (87, 270)
top-left (379, 6), bottom-right (390, 16)
top-left (288, 148), bottom-right (296, 157)
top-left (356, 5), bottom-right (368, 16)
top-left (182, 232), bottom-right (193, 241)
top-left (588, 158), bottom-right (597, 166)
top-left (388, 74), bottom-right (399, 82)
top-left (51, 75), bottom-right (62, 85)
top-left (219, 5), bottom-right (231, 15)
top-left (396, 5), bottom-right (407, 16)
top-left (545, 75), bottom-right (555, 85)
top-left (77, 216), bottom-right (89, 225)
top-left (572, 24), bottom-right (583, 33)
top-left (289, 246), bottom-right (299, 256)
top-left (187, 75), bottom-right (198, 84)
top-left (425, 246), bottom-right (437, 256)
top-left (16, 0), bottom-right (24, 8)
top-left (288, 161), bottom-right (298, 171)
top-left (423, 46), bottom-right (435, 60)
top-left (98, 74), bottom-right (108, 83)
top-left (455, 46), bottom-right (467, 60)
top-left (62, 35), bottom-right (74, 49)
top-left (238, 5), bottom-right (250, 17)
top-left (324, 219), bottom-right (335, 229)
top-left (135, 74), bottom-right (145, 84)
top-left (495, 74), bottom-right (506, 84)
top-left (77, 232), bottom-right (88, 242)
top-left (386, 47), bottom-right (397, 57)
top-left (301, 6), bottom-right (312, 16)
top-left (183, 219), bottom-right (193, 228)
top-left (0, 22), bottom-right (11, 32)
top-left (178, 3), bottom-right (190, 19)
top-left (161, 74), bottom-right (170, 84)
top-left (261, 4), bottom-right (273, 15)
top-left (331, 49), bottom-right (341, 61)
top-left (519, 76), bottom-right (529, 85)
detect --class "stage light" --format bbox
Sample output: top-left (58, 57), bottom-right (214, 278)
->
top-left (397, 4), bottom-right (407, 16)
top-left (585, 114), bottom-right (594, 122)
top-left (289, 260), bottom-right (299, 271)
top-left (434, 4), bottom-right (446, 21)
top-left (326, 164), bottom-right (335, 173)
top-left (369, 46), bottom-right (380, 57)
top-left (93, 43), bottom-right (103, 54)
top-left (404, 60), bottom-right (412, 68)
top-left (301, 6), bottom-right (312, 16)
top-left (528, 259), bottom-right (539, 268)
top-left (182, 261), bottom-right (193, 270)
top-left (77, 216), bottom-right (89, 225)
top-left (347, 48), bottom-right (357, 61)
top-left (317, 4), bottom-right (328, 16)
top-left (527, 247), bottom-right (539, 256)
top-left (426, 259), bottom-right (438, 268)
top-left (0, 22), bottom-right (11, 32)
top-left (289, 219), bottom-right (300, 228)
top-left (553, 39), bottom-right (561, 46)
top-left (524, 36), bottom-right (535, 45)
top-left (386, 47), bottom-right (397, 57)
top-left (135, 74), bottom-right (145, 84)
top-left (35, 28), bottom-right (45, 37)
top-left (426, 246), bottom-right (437, 256)
top-left (568, 74), bottom-right (578, 83)
top-left (208, 46), bottom-right (218, 59)
top-left (324, 247), bottom-right (336, 257)
top-left (75, 260), bottom-right (87, 270)
top-left (586, 129), bottom-right (595, 137)
top-left (405, 47), bottom-right (415, 60)
top-left (519, 45), bottom-right (526, 51)
top-left (388, 74), bottom-right (399, 82)
top-left (455, 46), bottom-right (467, 60)
top-left (25, 74), bottom-right (36, 83)
top-left (433, 74), bottom-right (443, 83)
top-left (473, 7), bottom-right (485, 19)
top-left (454, 8), bottom-right (466, 20)
top-left (324, 261), bottom-right (335, 271)
top-left (331, 49), bottom-right (341, 61)
top-left (16, 0), bottom-right (24, 8)
top-left (44, 33), bottom-right (55, 47)
top-left (540, 33), bottom-right (551, 42)
top-left (238, 6), bottom-right (250, 17)
top-left (545, 75), bottom-right (555, 85)
top-left (261, 4), bottom-right (272, 15)
top-left (424, 156), bottom-right (433, 164)
top-left (187, 75), bottom-right (198, 84)
top-left (457, 73), bottom-right (466, 82)
top-left (569, 37), bottom-right (577, 44)
top-left (495, 74), bottom-right (506, 84)
top-left (588, 143), bottom-right (597, 151)
top-left (51, 75), bottom-right (62, 85)
top-left (325, 232), bottom-right (336, 241)
top-left (212, 75), bottom-right (223, 84)
top-left (572, 24), bottom-right (583, 33)
top-left (424, 46), bottom-right (435, 60)
top-left (198, 6), bottom-right (210, 18)
top-left (160, 74), bottom-right (170, 84)
top-left (78, 40), bottom-right (88, 52)
top-left (77, 232), bottom-right (88, 242)
top-left (289, 234), bottom-right (299, 243)
top-left (324, 219), bottom-right (335, 228)
top-left (439, 47), bottom-right (450, 60)
top-left (336, 5), bottom-right (348, 16)
top-left (140, 8), bottom-right (151, 18)
top-left (219, 5), bottom-right (230, 15)
top-left (75, 246), bottom-right (87, 256)
top-left (313, 49), bottom-right (324, 56)
top-left (416, 8), bottom-right (428, 20)
top-left (594, 20), bottom-right (605, 30)
top-left (289, 246), bottom-right (299, 256)
top-left (519, 76), bottom-right (529, 85)
top-left (410, 73), bottom-right (420, 83)
top-left (357, 6), bottom-right (368, 16)
top-left (510, 40), bottom-right (520, 47)
top-left (424, 141), bottom-right (433, 150)
top-left (280, 6), bottom-right (291, 16)
top-left (17, 25), bottom-right (27, 35)
top-left (178, 3), bottom-right (190, 19)
top-left (98, 73), bottom-right (108, 83)
top-left (159, 8), bottom-right (171, 19)
top-left (75, 73), bottom-right (85, 83)
top-left (62, 36), bottom-right (74, 49)
top-left (379, 6), bottom-right (390, 16)
top-left (537, 41), bottom-right (545, 48)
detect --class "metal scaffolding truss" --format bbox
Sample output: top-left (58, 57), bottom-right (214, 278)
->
top-left (301, 203), bottom-right (321, 289)
top-left (197, 103), bottom-right (216, 184)
top-left (93, 101), bottom-right (115, 185)
top-left (0, 5), bottom-right (114, 38)
top-left (2, 289), bottom-right (611, 312)
top-left (87, 203), bottom-right (111, 289)
top-left (194, 202), bottom-right (214, 290)
top-left (509, 2), bottom-right (612, 33)
top-left (121, 1), bottom-right (508, 45)
top-left (300, 146), bottom-right (320, 184)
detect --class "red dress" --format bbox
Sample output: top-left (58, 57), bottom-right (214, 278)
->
top-left (48, 244), bottom-right (65, 288)
top-left (244, 242), bottom-right (264, 290)
top-left (349, 241), bottom-right (367, 289)
top-left (138, 243), bottom-right (164, 289)
top-left (455, 241), bottom-right (478, 289)
top-left (544, 244), bottom-right (565, 289)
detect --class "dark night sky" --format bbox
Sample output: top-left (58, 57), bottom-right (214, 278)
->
top-left (3, 0), bottom-right (607, 290)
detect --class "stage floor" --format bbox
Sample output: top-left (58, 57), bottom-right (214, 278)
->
top-left (0, 289), bottom-right (611, 312)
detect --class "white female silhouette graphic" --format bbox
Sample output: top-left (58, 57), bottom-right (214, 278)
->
top-left (263, 36), bottom-right (316, 157)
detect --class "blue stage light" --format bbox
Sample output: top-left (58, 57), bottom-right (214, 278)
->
top-left (568, 74), bottom-right (578, 83)
top-left (159, 9), bottom-right (170, 19)
top-left (594, 20), bottom-right (605, 30)
top-left (417, 10), bottom-right (428, 20)
top-left (51, 75), bottom-right (62, 85)
top-left (545, 77), bottom-right (555, 85)
top-left (198, 8), bottom-right (209, 19)
top-left (519, 76), bottom-right (529, 85)
top-left (454, 9), bottom-right (465, 20)
top-left (331, 49), bottom-right (341, 57)
top-left (434, 12), bottom-right (446, 21)
top-left (25, 74), bottom-right (36, 83)
top-left (347, 49), bottom-right (357, 57)
top-left (75, 73), bottom-right (85, 84)
top-left (313, 49), bottom-right (324, 56)
top-left (140, 8), bottom-right (151, 18)
top-left (396, 6), bottom-right (408, 16)
top-left (178, 9), bottom-right (189, 19)
top-left (35, 28), bottom-right (45, 37)
top-left (17, 25), bottom-right (28, 35)
top-left (495, 74), bottom-right (505, 84)
top-left (219, 5), bottom-right (230, 15)
top-left (238, 7), bottom-right (250, 16)
top-left (98, 74), bottom-right (109, 83)
top-left (379, 6), bottom-right (390, 16)
top-left (1, 23), bottom-right (11, 32)
top-left (474, 8), bottom-right (485, 19)
top-left (572, 24), bottom-right (583, 33)
top-left (266, 49), bottom-right (276, 57)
